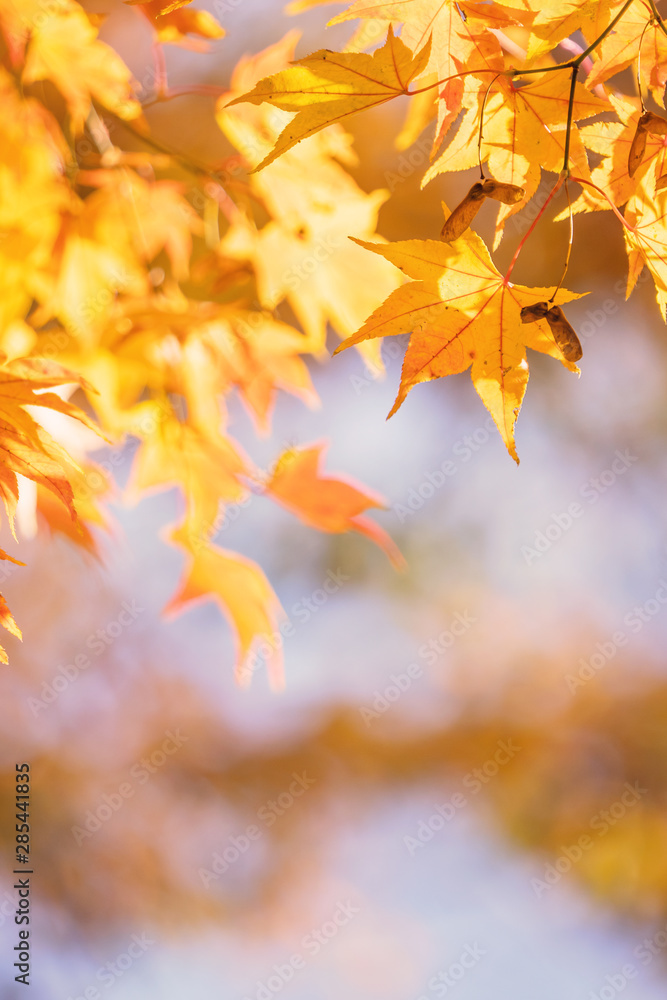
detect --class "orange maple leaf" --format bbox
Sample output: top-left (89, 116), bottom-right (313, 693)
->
top-left (335, 225), bottom-right (584, 462)
top-left (164, 543), bottom-right (286, 689)
top-left (265, 443), bottom-right (405, 567)
top-left (129, 0), bottom-right (225, 46)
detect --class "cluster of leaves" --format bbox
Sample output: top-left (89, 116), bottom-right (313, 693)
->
top-left (0, 0), bottom-right (406, 678)
top-left (236, 0), bottom-right (667, 464)
top-left (2, 0), bottom-right (666, 678)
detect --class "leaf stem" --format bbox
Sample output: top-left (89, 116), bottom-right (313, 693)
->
top-left (569, 175), bottom-right (632, 228)
top-left (575, 0), bottom-right (637, 64)
top-left (478, 74), bottom-right (501, 178)
top-left (104, 113), bottom-right (252, 218)
top-left (407, 68), bottom-right (506, 96)
top-left (637, 16), bottom-right (651, 110)
top-left (550, 177), bottom-right (573, 301)
top-left (141, 85), bottom-right (227, 110)
top-left (504, 174), bottom-right (565, 282)
top-left (562, 66), bottom-right (579, 174)
top-left (647, 0), bottom-right (667, 38)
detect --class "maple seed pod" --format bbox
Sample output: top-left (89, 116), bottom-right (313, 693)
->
top-left (642, 111), bottom-right (667, 136)
top-left (545, 305), bottom-right (583, 363)
top-left (480, 178), bottom-right (525, 205)
top-left (628, 112), bottom-right (667, 178)
top-left (628, 118), bottom-right (649, 178)
top-left (520, 301), bottom-right (549, 323)
top-left (441, 181), bottom-right (486, 241)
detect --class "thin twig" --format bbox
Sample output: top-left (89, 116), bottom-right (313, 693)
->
top-left (549, 177), bottom-right (573, 301)
top-left (562, 66), bottom-right (579, 174)
top-left (637, 17), bottom-right (652, 109)
top-left (647, 0), bottom-right (667, 38)
top-left (478, 74), bottom-right (501, 179)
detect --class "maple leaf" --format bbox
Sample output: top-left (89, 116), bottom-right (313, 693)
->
top-left (0, 548), bottom-right (24, 664)
top-left (563, 96), bottom-right (667, 217)
top-left (130, 0), bottom-right (225, 47)
top-left (21, 1), bottom-right (141, 130)
top-left (46, 185), bottom-right (151, 342)
top-left (265, 443), bottom-right (405, 567)
top-left (514, 0), bottom-right (626, 60)
top-left (227, 26), bottom-right (431, 170)
top-left (200, 313), bottom-right (318, 433)
top-left (164, 542), bottom-right (286, 689)
top-left (0, 69), bottom-right (73, 334)
top-left (285, 0), bottom-right (345, 11)
top-left (587, 5), bottom-right (667, 106)
top-left (218, 33), bottom-right (403, 361)
top-left (424, 71), bottom-right (606, 244)
top-left (124, 0), bottom-right (194, 12)
top-left (128, 405), bottom-right (250, 543)
top-left (334, 224), bottom-right (583, 462)
top-left (329, 0), bottom-right (513, 145)
top-left (624, 160), bottom-right (667, 318)
top-left (0, 358), bottom-right (104, 566)
top-left (35, 466), bottom-right (111, 558)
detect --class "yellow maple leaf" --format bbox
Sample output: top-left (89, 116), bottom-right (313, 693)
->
top-left (218, 34), bottom-right (403, 360)
top-left (0, 68), bottom-right (74, 333)
top-left (227, 26), bottom-right (431, 170)
top-left (424, 71), bottom-right (605, 244)
top-left (130, 411), bottom-right (247, 513)
top-left (624, 160), bottom-right (667, 318)
top-left (561, 95), bottom-right (667, 218)
top-left (21, 1), bottom-right (141, 130)
top-left (503, 0), bottom-right (626, 61)
top-left (329, 0), bottom-right (514, 144)
top-left (201, 313), bottom-right (318, 432)
top-left (335, 225), bottom-right (584, 462)
top-left (587, 5), bottom-right (667, 106)
top-left (164, 542), bottom-right (286, 689)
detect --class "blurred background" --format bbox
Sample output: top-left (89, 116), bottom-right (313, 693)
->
top-left (2, 0), bottom-right (667, 997)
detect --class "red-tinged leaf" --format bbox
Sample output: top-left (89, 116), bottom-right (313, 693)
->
top-left (265, 442), bottom-right (405, 568)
